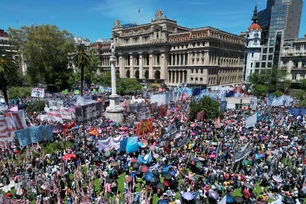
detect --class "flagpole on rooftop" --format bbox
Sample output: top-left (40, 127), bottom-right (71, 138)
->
top-left (138, 7), bottom-right (141, 24)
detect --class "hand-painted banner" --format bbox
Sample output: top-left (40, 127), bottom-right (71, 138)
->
top-left (75, 102), bottom-right (103, 124)
top-left (136, 118), bottom-right (153, 136)
top-left (47, 109), bottom-right (63, 123)
top-left (0, 110), bottom-right (27, 141)
top-left (15, 125), bottom-right (53, 147)
top-left (161, 120), bottom-right (179, 141)
top-left (250, 97), bottom-right (257, 110)
top-left (31, 88), bottom-right (45, 98)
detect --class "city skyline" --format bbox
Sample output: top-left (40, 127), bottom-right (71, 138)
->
top-left (1, 0), bottom-right (305, 41)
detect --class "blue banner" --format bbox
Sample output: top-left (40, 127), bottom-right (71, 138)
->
top-left (15, 125), bottom-right (53, 147)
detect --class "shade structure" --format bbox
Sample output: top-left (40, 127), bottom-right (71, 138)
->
top-left (140, 165), bottom-right (149, 172)
top-left (182, 192), bottom-right (194, 200)
top-left (62, 154), bottom-right (76, 161)
top-left (244, 182), bottom-right (254, 189)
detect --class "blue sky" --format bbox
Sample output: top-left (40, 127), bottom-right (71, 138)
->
top-left (1, 0), bottom-right (306, 41)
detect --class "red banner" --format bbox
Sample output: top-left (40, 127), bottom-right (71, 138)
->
top-left (136, 118), bottom-right (153, 136)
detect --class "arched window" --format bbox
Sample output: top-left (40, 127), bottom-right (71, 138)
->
top-left (144, 70), bottom-right (149, 79)
top-left (135, 70), bottom-right (139, 79)
top-left (126, 70), bottom-right (130, 78)
top-left (154, 70), bottom-right (160, 80)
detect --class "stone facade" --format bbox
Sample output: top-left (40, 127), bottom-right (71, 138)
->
top-left (280, 38), bottom-right (306, 82)
top-left (91, 10), bottom-right (245, 87)
top-left (0, 29), bottom-right (27, 74)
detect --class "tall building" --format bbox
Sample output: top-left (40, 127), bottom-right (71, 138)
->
top-left (258, 0), bottom-right (275, 27)
top-left (91, 10), bottom-right (245, 88)
top-left (243, 7), bottom-right (262, 83)
top-left (0, 29), bottom-right (27, 74)
top-left (280, 37), bottom-right (306, 82)
top-left (257, 0), bottom-right (303, 70)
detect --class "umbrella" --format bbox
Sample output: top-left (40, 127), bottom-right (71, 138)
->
top-left (145, 173), bottom-right (154, 182)
top-left (196, 162), bottom-right (203, 169)
top-left (255, 154), bottom-right (261, 160)
top-left (62, 154), bottom-right (76, 161)
top-left (152, 170), bottom-right (159, 175)
top-left (259, 152), bottom-right (266, 157)
top-left (197, 157), bottom-right (205, 161)
top-left (272, 175), bottom-right (283, 183)
top-left (244, 182), bottom-right (254, 189)
top-left (125, 176), bottom-right (132, 183)
top-left (164, 174), bottom-right (171, 180)
top-left (104, 151), bottom-right (111, 157)
top-left (169, 170), bottom-right (176, 176)
top-left (190, 132), bottom-right (196, 136)
top-left (93, 156), bottom-right (100, 162)
top-left (226, 195), bottom-right (234, 203)
top-left (153, 154), bottom-right (159, 158)
top-left (130, 158), bottom-right (137, 163)
top-left (209, 191), bottom-right (220, 200)
top-left (150, 176), bottom-right (159, 184)
top-left (234, 196), bottom-right (244, 203)
top-left (157, 199), bottom-right (169, 204)
top-left (182, 192), bottom-right (194, 201)
top-left (132, 163), bottom-right (140, 170)
top-left (140, 166), bottom-right (149, 173)
top-left (155, 182), bottom-right (165, 189)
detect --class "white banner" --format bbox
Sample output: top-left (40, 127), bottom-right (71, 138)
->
top-left (49, 100), bottom-right (64, 109)
top-left (61, 108), bottom-right (72, 120)
top-left (31, 88), bottom-right (45, 98)
top-left (245, 113), bottom-right (257, 128)
top-left (47, 109), bottom-right (63, 123)
top-left (250, 97), bottom-right (257, 110)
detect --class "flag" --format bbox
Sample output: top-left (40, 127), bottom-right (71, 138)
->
top-left (196, 110), bottom-right (204, 121)
top-left (138, 7), bottom-right (140, 13)
top-left (214, 117), bottom-right (221, 128)
top-left (89, 128), bottom-right (98, 137)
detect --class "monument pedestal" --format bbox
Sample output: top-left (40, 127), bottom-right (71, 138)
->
top-left (105, 94), bottom-right (124, 124)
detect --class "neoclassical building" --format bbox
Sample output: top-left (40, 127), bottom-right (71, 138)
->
top-left (91, 10), bottom-right (245, 87)
top-left (281, 37), bottom-right (306, 82)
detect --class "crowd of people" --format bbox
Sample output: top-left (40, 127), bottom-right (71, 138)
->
top-left (0, 92), bottom-right (305, 204)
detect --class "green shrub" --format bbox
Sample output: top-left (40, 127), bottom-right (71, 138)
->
top-left (273, 90), bottom-right (283, 97)
top-left (26, 100), bottom-right (47, 113)
top-left (8, 86), bottom-right (32, 99)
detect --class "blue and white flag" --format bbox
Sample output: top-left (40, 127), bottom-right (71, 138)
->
top-left (245, 113), bottom-right (257, 128)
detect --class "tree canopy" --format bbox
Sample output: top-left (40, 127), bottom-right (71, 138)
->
top-left (189, 96), bottom-right (220, 121)
top-left (8, 25), bottom-right (74, 91)
top-left (248, 66), bottom-right (291, 97)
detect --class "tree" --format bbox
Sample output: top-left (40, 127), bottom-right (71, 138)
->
top-left (72, 44), bottom-right (91, 96)
top-left (8, 87), bottom-right (32, 99)
top-left (8, 25), bottom-right (74, 90)
top-left (0, 48), bottom-right (18, 105)
top-left (189, 96), bottom-right (220, 121)
top-left (251, 84), bottom-right (267, 97)
top-left (26, 100), bottom-right (47, 113)
top-left (117, 78), bottom-right (143, 94)
top-left (101, 71), bottom-right (119, 87)
top-left (300, 79), bottom-right (306, 90)
top-left (248, 66), bottom-right (290, 93)
top-left (273, 90), bottom-right (283, 97)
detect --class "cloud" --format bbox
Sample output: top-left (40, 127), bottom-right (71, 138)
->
top-left (93, 0), bottom-right (158, 24)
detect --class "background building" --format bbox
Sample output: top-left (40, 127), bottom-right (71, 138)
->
top-left (243, 7), bottom-right (262, 83)
top-left (90, 10), bottom-right (245, 88)
top-left (280, 36), bottom-right (306, 82)
top-left (257, 0), bottom-right (303, 71)
top-left (0, 29), bottom-right (27, 74)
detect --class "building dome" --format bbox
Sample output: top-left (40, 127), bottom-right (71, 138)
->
top-left (248, 23), bottom-right (261, 31)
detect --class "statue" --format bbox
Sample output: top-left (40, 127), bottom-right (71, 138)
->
top-left (110, 39), bottom-right (115, 56)
top-left (155, 10), bottom-right (163, 20)
top-left (114, 20), bottom-right (120, 28)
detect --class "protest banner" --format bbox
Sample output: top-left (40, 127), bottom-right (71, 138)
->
top-left (174, 135), bottom-right (190, 148)
top-left (75, 102), bottom-right (103, 124)
top-left (0, 110), bottom-right (27, 141)
top-left (31, 88), bottom-right (45, 98)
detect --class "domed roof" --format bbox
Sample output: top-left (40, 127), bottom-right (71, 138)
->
top-left (248, 23), bottom-right (261, 31)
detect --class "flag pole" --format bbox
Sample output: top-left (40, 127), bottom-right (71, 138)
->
top-left (138, 8), bottom-right (141, 24)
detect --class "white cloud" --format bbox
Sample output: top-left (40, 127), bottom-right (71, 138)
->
top-left (93, 0), bottom-right (158, 24)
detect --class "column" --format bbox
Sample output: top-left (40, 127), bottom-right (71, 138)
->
top-left (173, 54), bottom-right (176, 65)
top-left (172, 71), bottom-right (175, 83)
top-left (130, 55), bottom-right (134, 78)
top-left (139, 53), bottom-right (143, 79)
top-left (160, 53), bottom-right (167, 80)
top-left (178, 53), bottom-right (181, 66)
top-left (182, 53), bottom-right (185, 65)
top-left (119, 55), bottom-right (125, 78)
top-left (169, 71), bottom-right (171, 83)
top-left (149, 53), bottom-right (154, 79)
top-left (298, 61), bottom-right (302, 68)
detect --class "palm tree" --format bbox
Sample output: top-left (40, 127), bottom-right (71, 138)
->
top-left (0, 48), bottom-right (18, 105)
top-left (72, 44), bottom-right (91, 96)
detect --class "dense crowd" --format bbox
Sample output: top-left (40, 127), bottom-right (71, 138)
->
top-left (0, 94), bottom-right (305, 204)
